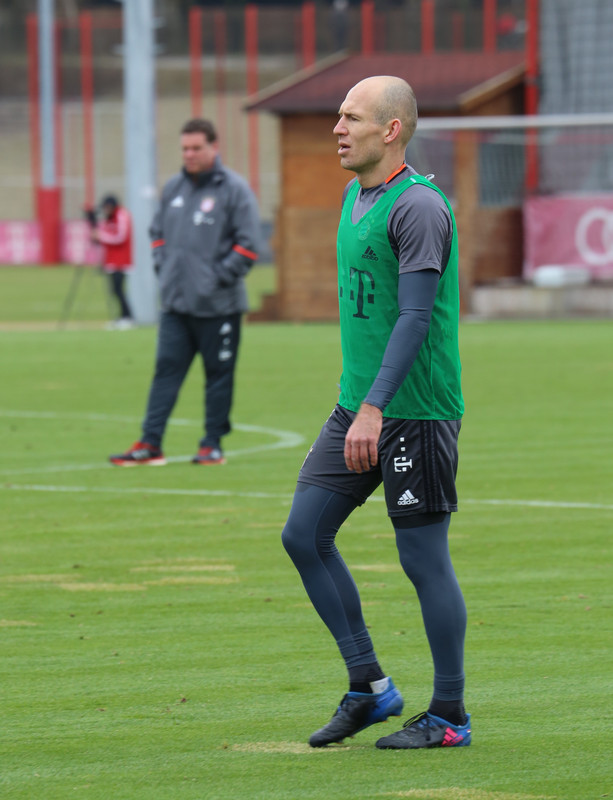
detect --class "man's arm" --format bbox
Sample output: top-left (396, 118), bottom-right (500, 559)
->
top-left (95, 207), bottom-right (130, 246)
top-left (149, 180), bottom-right (174, 275)
top-left (214, 182), bottom-right (260, 287)
top-left (343, 268), bottom-right (439, 473)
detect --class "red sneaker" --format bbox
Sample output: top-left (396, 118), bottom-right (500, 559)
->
top-left (109, 442), bottom-right (166, 466)
top-left (192, 446), bottom-right (226, 465)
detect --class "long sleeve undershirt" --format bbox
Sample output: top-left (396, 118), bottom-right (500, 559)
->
top-left (363, 267), bottom-right (440, 411)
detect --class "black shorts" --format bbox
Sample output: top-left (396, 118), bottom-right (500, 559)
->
top-left (298, 405), bottom-right (461, 518)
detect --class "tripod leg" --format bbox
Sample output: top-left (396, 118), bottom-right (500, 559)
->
top-left (58, 265), bottom-right (85, 329)
top-left (102, 268), bottom-right (116, 323)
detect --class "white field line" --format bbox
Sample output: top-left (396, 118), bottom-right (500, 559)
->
top-left (0, 484), bottom-right (293, 500)
top-left (459, 498), bottom-right (613, 511)
top-left (464, 498), bottom-right (613, 511)
top-left (1, 482), bottom-right (612, 511)
top-left (1, 410), bottom-right (611, 511)
top-left (0, 409), bottom-right (305, 476)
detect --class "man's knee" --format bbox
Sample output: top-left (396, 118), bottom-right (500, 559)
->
top-left (154, 355), bottom-right (181, 380)
top-left (281, 513), bottom-right (312, 563)
top-left (393, 512), bottom-right (451, 586)
top-left (154, 339), bottom-right (194, 380)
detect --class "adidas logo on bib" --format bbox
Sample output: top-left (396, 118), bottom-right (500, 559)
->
top-left (397, 489), bottom-right (419, 506)
top-left (361, 246), bottom-right (379, 261)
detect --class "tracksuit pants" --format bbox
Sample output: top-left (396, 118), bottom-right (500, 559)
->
top-left (108, 271), bottom-right (132, 320)
top-left (141, 310), bottom-right (241, 450)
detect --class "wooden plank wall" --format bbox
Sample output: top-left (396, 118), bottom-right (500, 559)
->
top-left (256, 96), bottom-right (526, 321)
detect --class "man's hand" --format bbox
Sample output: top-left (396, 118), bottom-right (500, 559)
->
top-left (344, 403), bottom-right (383, 473)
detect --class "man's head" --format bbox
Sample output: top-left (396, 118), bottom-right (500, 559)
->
top-left (180, 118), bottom-right (219, 175)
top-left (100, 194), bottom-right (119, 219)
top-left (333, 76), bottom-right (418, 187)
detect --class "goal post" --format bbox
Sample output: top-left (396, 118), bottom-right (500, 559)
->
top-left (406, 113), bottom-right (613, 301)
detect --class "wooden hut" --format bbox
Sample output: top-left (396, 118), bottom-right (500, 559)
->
top-left (248, 52), bottom-right (526, 320)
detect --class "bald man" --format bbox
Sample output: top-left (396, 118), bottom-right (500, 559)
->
top-left (282, 76), bottom-right (470, 750)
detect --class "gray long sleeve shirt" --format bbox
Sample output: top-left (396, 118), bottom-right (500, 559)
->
top-left (150, 156), bottom-right (260, 318)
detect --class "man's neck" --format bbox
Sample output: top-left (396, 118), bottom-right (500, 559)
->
top-left (356, 157), bottom-right (406, 189)
top-left (184, 166), bottom-right (213, 185)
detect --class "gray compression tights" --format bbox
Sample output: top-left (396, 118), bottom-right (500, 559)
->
top-left (281, 483), bottom-right (466, 700)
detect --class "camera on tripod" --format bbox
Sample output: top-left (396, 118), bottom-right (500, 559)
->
top-left (83, 207), bottom-right (98, 228)
top-left (84, 196), bottom-right (118, 228)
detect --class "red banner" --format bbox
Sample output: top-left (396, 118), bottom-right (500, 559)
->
top-left (524, 194), bottom-right (613, 280)
top-left (0, 220), bottom-right (100, 266)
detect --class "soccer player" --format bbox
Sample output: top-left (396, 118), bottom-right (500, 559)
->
top-left (109, 119), bottom-right (260, 467)
top-left (281, 76), bottom-right (470, 749)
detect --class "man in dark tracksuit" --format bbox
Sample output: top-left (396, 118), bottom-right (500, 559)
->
top-left (110, 118), bottom-right (260, 466)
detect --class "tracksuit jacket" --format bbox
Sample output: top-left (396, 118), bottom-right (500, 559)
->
top-left (97, 206), bottom-right (132, 271)
top-left (149, 156), bottom-right (260, 318)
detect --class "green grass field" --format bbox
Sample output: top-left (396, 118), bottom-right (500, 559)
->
top-left (1, 266), bottom-right (612, 800)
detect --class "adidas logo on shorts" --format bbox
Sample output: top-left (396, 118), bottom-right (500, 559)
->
top-left (397, 489), bottom-right (419, 506)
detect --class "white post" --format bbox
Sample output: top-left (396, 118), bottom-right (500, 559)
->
top-left (38, 0), bottom-right (56, 188)
top-left (123, 0), bottom-right (158, 325)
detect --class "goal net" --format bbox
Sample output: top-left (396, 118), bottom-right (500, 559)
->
top-left (406, 113), bottom-right (613, 283)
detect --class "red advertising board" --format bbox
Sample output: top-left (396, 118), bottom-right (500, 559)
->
top-left (524, 194), bottom-right (613, 280)
top-left (0, 221), bottom-right (100, 266)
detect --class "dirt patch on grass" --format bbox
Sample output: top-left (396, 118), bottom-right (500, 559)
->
top-left (352, 563), bottom-right (400, 573)
top-left (58, 582), bottom-right (146, 592)
top-left (131, 564), bottom-right (236, 573)
top-left (381, 790), bottom-right (554, 800)
top-left (230, 741), bottom-right (349, 754)
top-left (2, 573), bottom-right (78, 583)
top-left (143, 576), bottom-right (239, 586)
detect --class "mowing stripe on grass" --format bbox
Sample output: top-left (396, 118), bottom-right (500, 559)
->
top-left (0, 409), bottom-right (304, 441)
top-left (2, 481), bottom-right (613, 512)
top-left (0, 483), bottom-right (293, 500)
top-left (0, 409), bottom-right (305, 476)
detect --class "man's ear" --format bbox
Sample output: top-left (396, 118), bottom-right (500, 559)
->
top-left (383, 119), bottom-right (402, 144)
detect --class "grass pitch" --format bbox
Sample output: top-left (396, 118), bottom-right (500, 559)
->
top-left (0, 266), bottom-right (611, 800)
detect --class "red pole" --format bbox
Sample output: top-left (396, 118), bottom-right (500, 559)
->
top-left (376, 15), bottom-right (386, 52)
top-left (302, 1), bottom-right (316, 69)
top-left (79, 11), bottom-right (95, 210)
top-left (525, 0), bottom-right (539, 116)
top-left (294, 12), bottom-right (301, 66)
top-left (54, 20), bottom-right (63, 204)
top-left (28, 12), bottom-right (60, 264)
top-left (245, 4), bottom-right (259, 198)
top-left (452, 12), bottom-right (464, 51)
top-left (189, 6), bottom-right (203, 118)
top-left (525, 0), bottom-right (540, 192)
top-left (27, 13), bottom-right (41, 215)
top-left (361, 0), bottom-right (374, 55)
top-left (421, 0), bottom-right (435, 54)
top-left (214, 10), bottom-right (227, 161)
top-left (483, 0), bottom-right (497, 52)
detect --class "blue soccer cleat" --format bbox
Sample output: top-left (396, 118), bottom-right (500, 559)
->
top-left (309, 678), bottom-right (404, 747)
top-left (376, 710), bottom-right (472, 749)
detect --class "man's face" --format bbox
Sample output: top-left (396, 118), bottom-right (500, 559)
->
top-left (181, 132), bottom-right (218, 174)
top-left (333, 84), bottom-right (387, 176)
